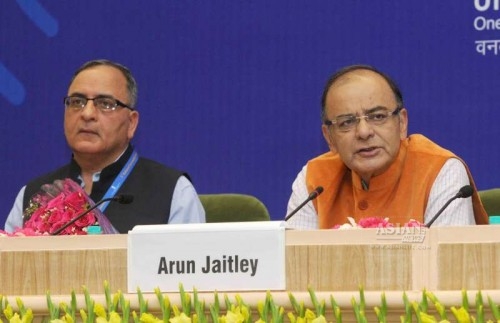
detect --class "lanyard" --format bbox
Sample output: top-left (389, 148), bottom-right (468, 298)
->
top-left (98, 149), bottom-right (139, 212)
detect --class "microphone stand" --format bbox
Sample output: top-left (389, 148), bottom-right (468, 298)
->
top-left (425, 197), bottom-right (457, 228)
top-left (285, 187), bottom-right (323, 221)
top-left (425, 185), bottom-right (473, 228)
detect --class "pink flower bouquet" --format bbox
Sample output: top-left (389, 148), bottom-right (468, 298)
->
top-left (333, 217), bottom-right (424, 229)
top-left (3, 179), bottom-right (117, 236)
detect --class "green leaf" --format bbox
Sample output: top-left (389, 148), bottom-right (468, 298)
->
top-left (476, 290), bottom-right (484, 309)
top-left (401, 293), bottom-right (411, 323)
top-left (46, 290), bottom-right (59, 320)
top-left (209, 304), bottom-right (220, 323)
top-left (212, 291), bottom-right (220, 317)
top-left (86, 299), bottom-right (95, 323)
top-left (178, 283), bottom-right (191, 315)
top-left (351, 290), bottom-right (368, 323)
top-left (426, 291), bottom-right (447, 321)
top-left (359, 285), bottom-right (366, 313)
top-left (193, 288), bottom-right (207, 323)
top-left (411, 301), bottom-right (423, 323)
top-left (420, 289), bottom-right (428, 313)
top-left (136, 287), bottom-right (148, 315)
top-left (352, 297), bottom-right (363, 323)
top-left (288, 292), bottom-right (300, 315)
top-left (461, 289), bottom-right (470, 312)
top-left (330, 295), bottom-right (342, 323)
top-left (260, 291), bottom-right (272, 321)
top-left (104, 280), bottom-right (112, 314)
top-left (476, 304), bottom-right (485, 323)
top-left (224, 294), bottom-right (233, 313)
top-left (308, 285), bottom-right (323, 316)
top-left (154, 287), bottom-right (170, 323)
top-left (290, 296), bottom-right (305, 318)
top-left (15, 297), bottom-right (26, 316)
top-left (268, 293), bottom-right (284, 323)
top-left (119, 296), bottom-right (131, 323)
top-left (380, 291), bottom-right (388, 323)
top-left (487, 295), bottom-right (500, 320)
top-left (475, 291), bottom-right (485, 323)
top-left (70, 290), bottom-right (77, 320)
top-left (235, 294), bottom-right (252, 323)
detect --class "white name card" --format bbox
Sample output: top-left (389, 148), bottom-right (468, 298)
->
top-left (127, 221), bottom-right (286, 293)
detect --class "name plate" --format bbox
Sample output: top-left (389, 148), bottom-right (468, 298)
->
top-left (127, 221), bottom-right (286, 292)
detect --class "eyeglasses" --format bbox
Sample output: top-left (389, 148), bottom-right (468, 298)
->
top-left (324, 106), bottom-right (403, 132)
top-left (63, 96), bottom-right (134, 112)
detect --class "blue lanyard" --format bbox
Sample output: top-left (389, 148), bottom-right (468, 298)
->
top-left (98, 150), bottom-right (139, 212)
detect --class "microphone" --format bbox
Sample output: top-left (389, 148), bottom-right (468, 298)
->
top-left (50, 194), bottom-right (134, 235)
top-left (113, 194), bottom-right (134, 204)
top-left (425, 185), bottom-right (473, 228)
top-left (285, 186), bottom-right (324, 221)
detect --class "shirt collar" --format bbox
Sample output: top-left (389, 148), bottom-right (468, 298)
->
top-left (68, 144), bottom-right (134, 198)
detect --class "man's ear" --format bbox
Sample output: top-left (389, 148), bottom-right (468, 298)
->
top-left (322, 125), bottom-right (337, 153)
top-left (127, 110), bottom-right (139, 140)
top-left (398, 108), bottom-right (408, 139)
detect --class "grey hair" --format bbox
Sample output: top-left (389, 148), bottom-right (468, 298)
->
top-left (70, 59), bottom-right (138, 109)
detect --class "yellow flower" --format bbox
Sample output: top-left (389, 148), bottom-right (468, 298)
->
top-left (61, 313), bottom-right (74, 323)
top-left (96, 317), bottom-right (108, 323)
top-left (224, 307), bottom-right (245, 323)
top-left (139, 312), bottom-right (163, 323)
top-left (435, 302), bottom-right (446, 318)
top-left (169, 312), bottom-right (191, 323)
top-left (451, 306), bottom-right (471, 323)
top-left (94, 303), bottom-right (107, 319)
top-left (419, 312), bottom-right (438, 323)
top-left (3, 304), bottom-right (14, 319)
top-left (22, 309), bottom-right (33, 323)
top-left (240, 305), bottom-right (250, 321)
top-left (5, 310), bottom-right (34, 323)
top-left (109, 311), bottom-right (122, 323)
top-left (8, 313), bottom-right (21, 323)
top-left (95, 311), bottom-right (121, 323)
top-left (304, 308), bottom-right (317, 321)
top-left (172, 305), bottom-right (181, 317)
top-left (79, 309), bottom-right (87, 322)
top-left (257, 301), bottom-right (265, 316)
top-left (311, 315), bottom-right (327, 323)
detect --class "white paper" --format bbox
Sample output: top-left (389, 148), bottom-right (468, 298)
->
top-left (127, 221), bottom-right (286, 292)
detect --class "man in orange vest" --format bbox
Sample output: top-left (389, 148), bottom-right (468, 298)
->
top-left (286, 64), bottom-right (487, 229)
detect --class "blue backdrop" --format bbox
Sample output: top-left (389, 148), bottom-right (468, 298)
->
top-left (1, 1), bottom-right (499, 224)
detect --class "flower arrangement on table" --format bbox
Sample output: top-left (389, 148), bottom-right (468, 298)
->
top-left (1, 282), bottom-right (499, 323)
top-left (333, 216), bottom-right (425, 230)
top-left (0, 178), bottom-right (116, 236)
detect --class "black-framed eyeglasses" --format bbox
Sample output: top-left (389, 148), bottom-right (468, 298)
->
top-left (63, 96), bottom-right (134, 112)
top-left (323, 106), bottom-right (403, 132)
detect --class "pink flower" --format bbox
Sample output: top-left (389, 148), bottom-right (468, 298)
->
top-left (358, 217), bottom-right (393, 228)
top-left (3, 179), bottom-right (118, 237)
top-left (12, 179), bottom-right (102, 236)
top-left (405, 219), bottom-right (425, 227)
top-left (333, 217), bottom-right (424, 229)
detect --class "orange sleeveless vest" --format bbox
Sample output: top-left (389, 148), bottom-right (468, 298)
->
top-left (305, 134), bottom-right (488, 228)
